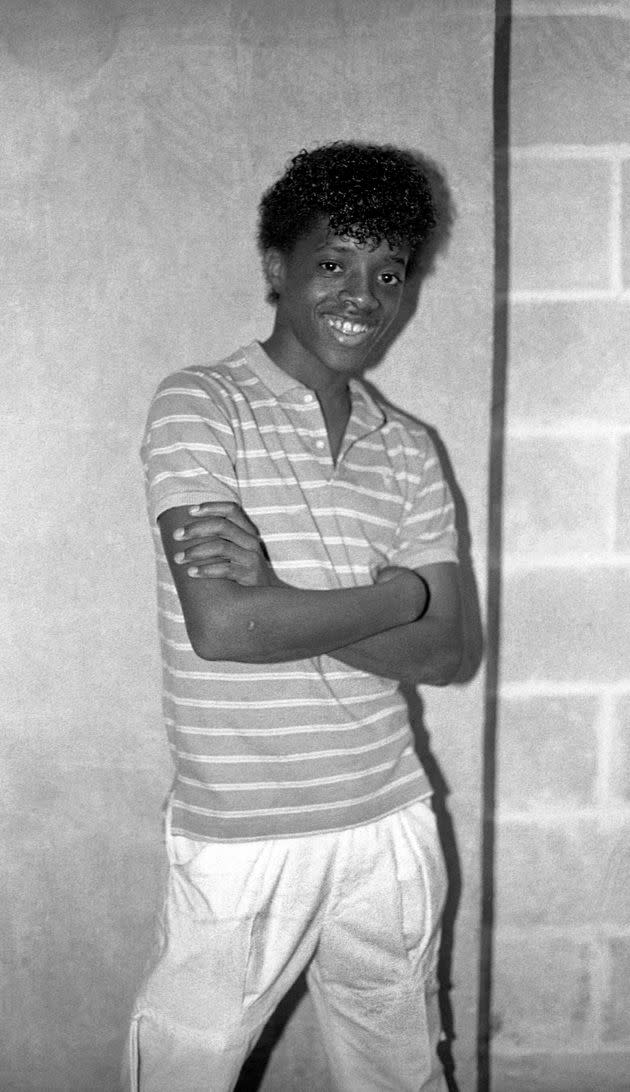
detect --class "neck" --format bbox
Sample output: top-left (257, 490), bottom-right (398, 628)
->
top-left (260, 328), bottom-right (353, 402)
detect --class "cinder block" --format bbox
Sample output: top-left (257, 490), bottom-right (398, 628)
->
top-left (497, 694), bottom-right (598, 809)
top-left (623, 162), bottom-right (630, 290)
top-left (495, 818), bottom-right (630, 927)
top-left (510, 157), bottom-right (612, 292)
top-left (501, 567), bottom-right (630, 683)
top-left (492, 931), bottom-right (594, 1049)
top-left (504, 435), bottom-right (615, 556)
top-left (616, 435), bottom-right (630, 553)
top-left (492, 1051), bottom-right (630, 1092)
top-left (508, 300), bottom-right (630, 425)
top-left (603, 936), bottom-right (630, 1043)
top-left (611, 696), bottom-right (630, 802)
top-left (511, 16), bottom-right (630, 145)
top-left (592, 800), bottom-right (630, 926)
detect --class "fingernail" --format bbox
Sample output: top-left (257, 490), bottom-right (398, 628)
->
top-left (189, 505), bottom-right (201, 515)
top-left (174, 552), bottom-right (185, 563)
top-left (173, 528), bottom-right (185, 540)
top-left (188, 567), bottom-right (199, 576)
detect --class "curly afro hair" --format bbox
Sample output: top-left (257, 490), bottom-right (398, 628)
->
top-left (257, 141), bottom-right (437, 275)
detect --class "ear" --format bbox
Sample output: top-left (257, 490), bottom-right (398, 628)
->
top-left (263, 248), bottom-right (287, 297)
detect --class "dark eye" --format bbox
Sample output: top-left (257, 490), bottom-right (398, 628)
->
top-left (319, 261), bottom-right (341, 273)
top-left (380, 271), bottom-right (403, 286)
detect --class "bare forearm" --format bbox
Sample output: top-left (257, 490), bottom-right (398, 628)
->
top-left (159, 505), bottom-right (453, 671)
top-left (187, 572), bottom-right (427, 662)
top-left (331, 561), bottom-right (464, 686)
top-left (330, 615), bottom-right (463, 686)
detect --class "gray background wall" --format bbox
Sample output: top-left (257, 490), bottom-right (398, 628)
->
top-left (0, 2), bottom-right (493, 1090)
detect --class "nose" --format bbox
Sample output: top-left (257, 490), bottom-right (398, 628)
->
top-left (340, 270), bottom-right (379, 312)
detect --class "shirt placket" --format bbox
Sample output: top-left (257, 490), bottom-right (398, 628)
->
top-left (325, 392), bottom-right (383, 584)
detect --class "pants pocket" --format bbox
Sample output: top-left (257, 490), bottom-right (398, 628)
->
top-left (393, 802), bottom-right (448, 966)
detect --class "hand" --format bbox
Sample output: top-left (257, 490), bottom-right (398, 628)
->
top-left (171, 502), bottom-right (282, 587)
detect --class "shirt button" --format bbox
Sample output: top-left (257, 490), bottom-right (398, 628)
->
top-left (303, 393), bottom-right (314, 403)
top-left (315, 440), bottom-right (326, 450)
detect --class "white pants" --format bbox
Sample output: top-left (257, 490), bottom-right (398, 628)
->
top-left (124, 800), bottom-right (449, 1092)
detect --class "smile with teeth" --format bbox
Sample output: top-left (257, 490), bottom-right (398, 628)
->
top-left (326, 316), bottom-right (372, 336)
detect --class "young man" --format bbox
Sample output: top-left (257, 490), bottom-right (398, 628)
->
top-left (127, 141), bottom-right (463, 1091)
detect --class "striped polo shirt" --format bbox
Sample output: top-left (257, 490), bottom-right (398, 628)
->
top-left (141, 340), bottom-right (458, 842)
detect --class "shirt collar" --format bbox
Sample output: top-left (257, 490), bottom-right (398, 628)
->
top-left (348, 376), bottom-right (386, 431)
top-left (246, 340), bottom-right (306, 397)
top-left (247, 340), bottom-right (385, 430)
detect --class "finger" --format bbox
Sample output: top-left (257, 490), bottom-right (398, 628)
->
top-left (174, 517), bottom-right (260, 551)
top-left (189, 564), bottom-right (256, 587)
top-left (186, 502), bottom-right (260, 536)
top-left (188, 502), bottom-right (235, 517)
top-left (174, 539), bottom-right (251, 565)
top-left (174, 512), bottom-right (260, 543)
top-left (187, 560), bottom-right (235, 579)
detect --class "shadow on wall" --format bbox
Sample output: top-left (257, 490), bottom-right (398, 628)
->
top-left (397, 425), bottom-right (483, 1092)
top-left (233, 154), bottom-right (484, 1092)
top-left (477, 6), bottom-right (511, 1091)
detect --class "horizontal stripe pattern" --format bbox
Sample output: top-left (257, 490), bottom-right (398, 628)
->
top-left (141, 341), bottom-right (457, 841)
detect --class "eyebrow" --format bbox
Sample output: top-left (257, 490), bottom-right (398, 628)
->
top-left (316, 242), bottom-right (408, 266)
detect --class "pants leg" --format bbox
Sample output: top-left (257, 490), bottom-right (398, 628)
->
top-left (306, 801), bottom-right (449, 1092)
top-left (122, 832), bottom-right (328, 1092)
top-left (122, 801), bottom-right (449, 1092)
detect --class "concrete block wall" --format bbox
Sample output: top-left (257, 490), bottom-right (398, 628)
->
top-left (492, 7), bottom-right (630, 1091)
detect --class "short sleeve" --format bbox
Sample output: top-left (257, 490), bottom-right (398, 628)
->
top-left (389, 430), bottom-right (459, 570)
top-left (140, 370), bottom-right (240, 524)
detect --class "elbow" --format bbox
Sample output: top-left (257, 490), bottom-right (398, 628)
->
top-left (188, 631), bottom-right (264, 663)
top-left (188, 628), bottom-right (223, 661)
top-left (172, 576), bottom-right (273, 661)
top-left (185, 603), bottom-right (275, 663)
top-left (184, 605), bottom-right (259, 663)
top-left (430, 648), bottom-right (463, 686)
top-left (431, 629), bottom-right (465, 686)
top-left (410, 626), bottom-right (464, 688)
top-left (185, 619), bottom-right (221, 660)
top-left (188, 623), bottom-right (263, 663)
top-left (398, 654), bottom-right (459, 688)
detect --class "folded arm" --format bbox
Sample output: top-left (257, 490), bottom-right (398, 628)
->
top-left (160, 502), bottom-right (463, 685)
top-left (158, 504), bottom-right (429, 664)
top-left (330, 561), bottom-right (463, 686)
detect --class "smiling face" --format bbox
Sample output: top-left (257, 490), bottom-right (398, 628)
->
top-left (262, 218), bottom-right (410, 394)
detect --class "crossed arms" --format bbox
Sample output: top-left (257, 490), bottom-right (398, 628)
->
top-left (158, 502), bottom-right (463, 687)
